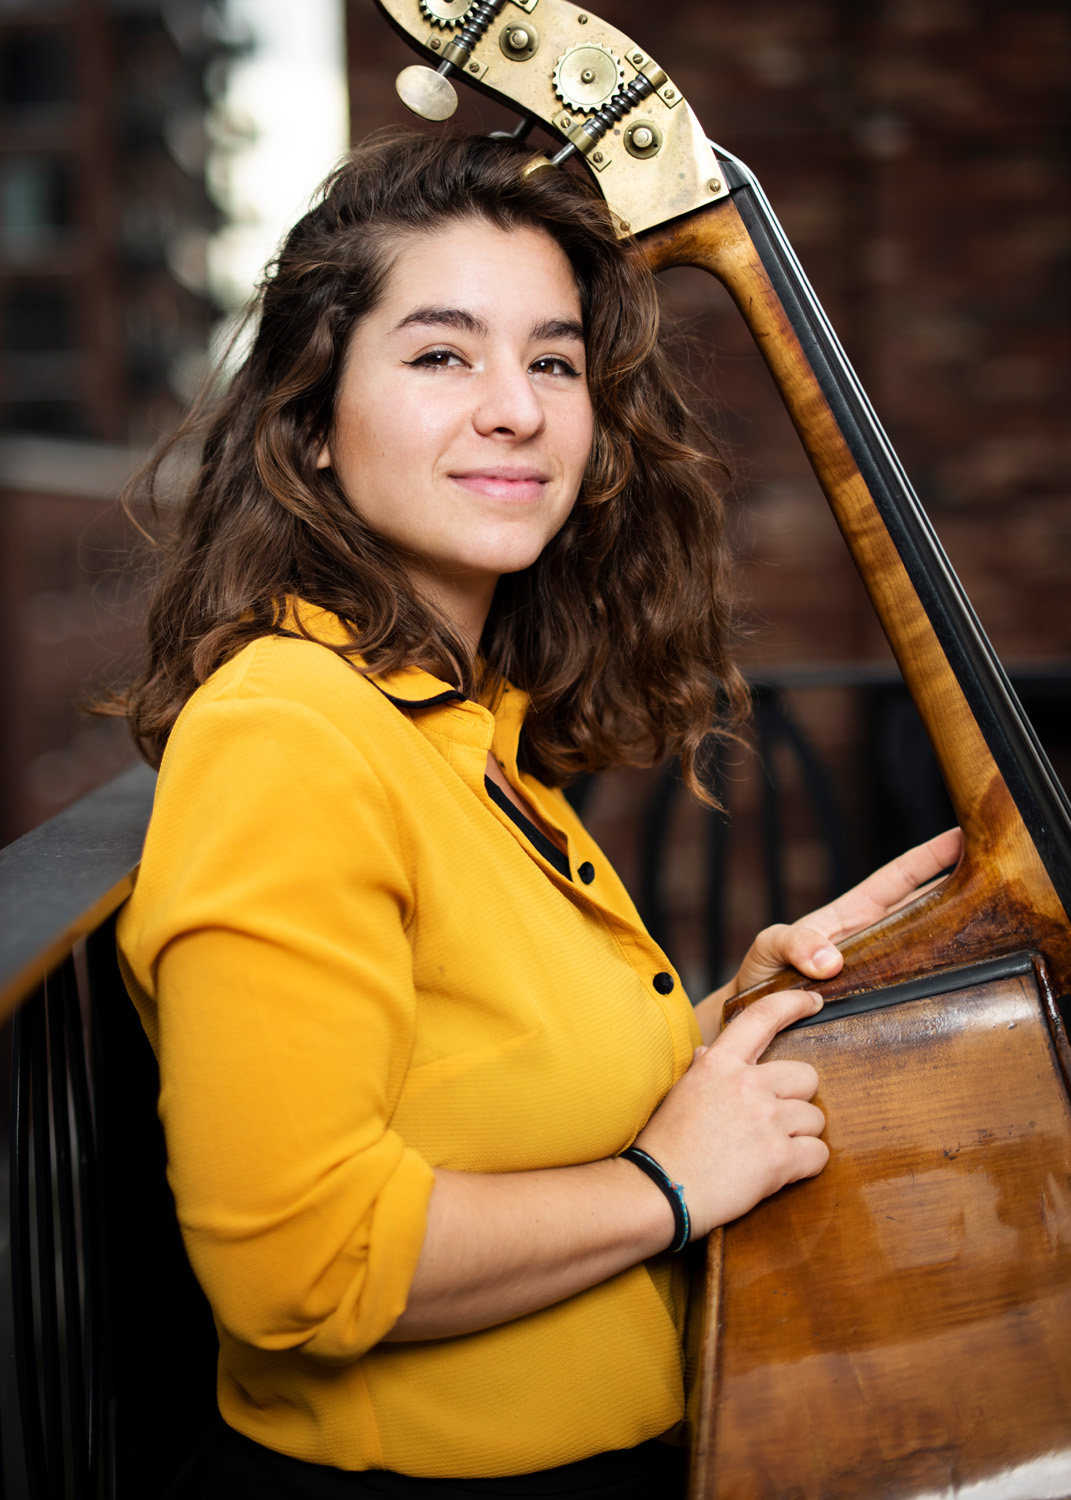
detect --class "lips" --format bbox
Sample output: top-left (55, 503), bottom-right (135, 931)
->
top-left (450, 468), bottom-right (550, 502)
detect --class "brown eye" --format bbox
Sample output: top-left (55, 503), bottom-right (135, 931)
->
top-left (406, 348), bottom-right (464, 369)
top-left (530, 356), bottom-right (582, 378)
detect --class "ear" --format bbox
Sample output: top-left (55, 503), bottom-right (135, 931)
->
top-left (316, 443), bottom-right (332, 470)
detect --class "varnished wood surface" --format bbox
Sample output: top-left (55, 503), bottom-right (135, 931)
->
top-left (688, 964), bottom-right (1071, 1499)
top-left (642, 201), bottom-right (1071, 1499)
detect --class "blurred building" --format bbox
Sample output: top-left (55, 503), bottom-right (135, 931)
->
top-left (0, 0), bottom-right (235, 841)
top-left (343, 0), bottom-right (1069, 668)
top-left (0, 0), bottom-right (228, 442)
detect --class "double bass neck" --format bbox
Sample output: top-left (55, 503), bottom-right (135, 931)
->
top-left (641, 146), bottom-right (1071, 1003)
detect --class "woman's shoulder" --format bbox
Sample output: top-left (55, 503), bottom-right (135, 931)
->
top-left (150, 628), bottom-right (407, 835)
top-left (200, 627), bottom-right (359, 704)
top-left (174, 629), bottom-right (360, 732)
top-left (162, 616), bottom-right (389, 773)
top-left (166, 607), bottom-right (464, 768)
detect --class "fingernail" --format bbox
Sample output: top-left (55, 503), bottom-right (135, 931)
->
top-left (815, 946), bottom-right (839, 969)
top-left (808, 990), bottom-right (824, 1009)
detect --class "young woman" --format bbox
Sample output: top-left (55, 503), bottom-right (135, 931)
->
top-left (115, 130), bottom-right (958, 1498)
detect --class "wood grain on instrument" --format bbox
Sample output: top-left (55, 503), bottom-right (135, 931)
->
top-left (689, 965), bottom-right (1071, 1498)
top-left (643, 202), bottom-right (1071, 1500)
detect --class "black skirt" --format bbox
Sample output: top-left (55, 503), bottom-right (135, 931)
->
top-left (164, 1422), bottom-right (688, 1499)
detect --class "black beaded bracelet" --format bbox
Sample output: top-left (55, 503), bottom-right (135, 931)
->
top-left (619, 1145), bottom-right (691, 1253)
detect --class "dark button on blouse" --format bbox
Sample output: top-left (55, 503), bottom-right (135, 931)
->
top-left (578, 861), bottom-right (595, 884)
top-left (652, 971), bottom-right (675, 995)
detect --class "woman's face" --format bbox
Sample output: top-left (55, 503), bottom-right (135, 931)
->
top-left (319, 217), bottom-right (594, 643)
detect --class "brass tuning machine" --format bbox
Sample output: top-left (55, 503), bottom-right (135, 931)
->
top-left (376, 0), bottom-right (729, 238)
top-left (394, 0), bottom-right (512, 121)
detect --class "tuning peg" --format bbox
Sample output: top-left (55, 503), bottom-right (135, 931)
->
top-left (395, 63), bottom-right (459, 121)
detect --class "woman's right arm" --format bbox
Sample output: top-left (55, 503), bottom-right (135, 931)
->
top-left (385, 986), bottom-right (827, 1341)
top-left (126, 671), bottom-right (826, 1359)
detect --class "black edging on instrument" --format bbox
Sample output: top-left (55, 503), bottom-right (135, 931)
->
top-left (711, 146), bottom-right (1071, 922)
top-left (783, 950), bottom-right (1037, 1031)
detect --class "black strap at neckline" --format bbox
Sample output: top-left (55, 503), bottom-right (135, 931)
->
top-left (484, 777), bottom-right (571, 880)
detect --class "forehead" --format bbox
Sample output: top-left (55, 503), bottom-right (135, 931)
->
top-left (372, 218), bottom-right (583, 322)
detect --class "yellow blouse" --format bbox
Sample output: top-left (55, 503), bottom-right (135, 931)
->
top-left (117, 605), bottom-right (701, 1478)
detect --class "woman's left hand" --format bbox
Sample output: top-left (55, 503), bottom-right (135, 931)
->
top-left (694, 827), bottom-right (962, 1043)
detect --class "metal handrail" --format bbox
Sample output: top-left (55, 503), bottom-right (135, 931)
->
top-left (0, 763), bottom-right (157, 1024)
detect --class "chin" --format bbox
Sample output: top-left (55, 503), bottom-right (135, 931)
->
top-left (461, 542), bottom-right (551, 578)
top-left (495, 553), bottom-right (551, 580)
top-left (494, 529), bottom-right (567, 575)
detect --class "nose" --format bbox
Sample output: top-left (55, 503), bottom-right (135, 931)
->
top-left (471, 361), bottom-right (545, 441)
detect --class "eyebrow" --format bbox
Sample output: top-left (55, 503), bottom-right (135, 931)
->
top-left (395, 306), bottom-right (487, 336)
top-left (531, 317), bottom-right (585, 345)
top-left (393, 307), bottom-right (585, 345)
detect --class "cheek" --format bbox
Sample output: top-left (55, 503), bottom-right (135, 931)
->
top-left (363, 388), bottom-right (451, 466)
top-left (334, 401), bottom-right (401, 482)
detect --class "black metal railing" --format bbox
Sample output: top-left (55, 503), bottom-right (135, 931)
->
top-left (10, 955), bottom-right (100, 1500)
top-left (1, 768), bottom-right (151, 1500)
top-left (1, 763), bottom-right (219, 1500)
top-left (634, 682), bottom-right (855, 985)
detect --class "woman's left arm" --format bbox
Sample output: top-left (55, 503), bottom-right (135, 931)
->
top-left (693, 827), bottom-right (963, 1044)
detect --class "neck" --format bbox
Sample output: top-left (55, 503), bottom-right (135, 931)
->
top-left (411, 566), bottom-right (497, 656)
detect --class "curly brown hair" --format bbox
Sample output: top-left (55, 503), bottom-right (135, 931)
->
top-left (115, 128), bottom-right (747, 798)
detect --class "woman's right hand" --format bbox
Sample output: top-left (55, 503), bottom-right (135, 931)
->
top-left (634, 987), bottom-right (829, 1238)
top-left (387, 988), bottom-right (828, 1341)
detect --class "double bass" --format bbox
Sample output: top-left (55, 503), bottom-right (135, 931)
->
top-left (372, 3), bottom-right (1071, 1494)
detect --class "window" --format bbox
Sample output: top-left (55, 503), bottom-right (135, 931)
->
top-left (2, 284), bottom-right (77, 351)
top-left (0, 33), bottom-right (76, 114)
top-left (0, 157), bottom-right (75, 254)
top-left (0, 398), bottom-right (86, 435)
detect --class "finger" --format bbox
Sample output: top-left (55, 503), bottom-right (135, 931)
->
top-left (739, 923), bottom-right (791, 978)
top-left (785, 1135), bottom-right (830, 1183)
top-left (757, 1059), bottom-right (820, 1101)
top-left (854, 827), bottom-right (962, 916)
top-left (772, 923), bottom-right (843, 982)
top-left (734, 829), bottom-right (964, 992)
top-left (796, 828), bottom-right (963, 946)
top-left (736, 922), bottom-right (841, 989)
top-left (782, 1098), bottom-right (826, 1138)
top-left (717, 989), bottom-right (823, 1065)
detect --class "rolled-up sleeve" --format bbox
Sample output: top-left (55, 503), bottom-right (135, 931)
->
top-left (120, 689), bottom-right (435, 1362)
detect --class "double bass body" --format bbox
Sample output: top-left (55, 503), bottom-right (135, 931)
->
top-left (690, 953), bottom-right (1071, 1498)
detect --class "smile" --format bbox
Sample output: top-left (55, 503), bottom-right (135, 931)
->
top-left (450, 469), bottom-right (550, 502)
